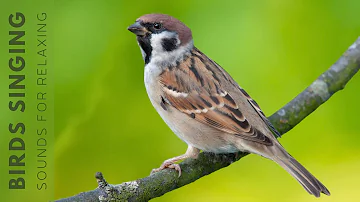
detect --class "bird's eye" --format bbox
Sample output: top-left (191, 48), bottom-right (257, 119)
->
top-left (153, 23), bottom-right (162, 30)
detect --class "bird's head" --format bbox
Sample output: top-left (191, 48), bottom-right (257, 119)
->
top-left (128, 14), bottom-right (193, 65)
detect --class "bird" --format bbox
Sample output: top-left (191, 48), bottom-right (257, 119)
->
top-left (127, 13), bottom-right (330, 197)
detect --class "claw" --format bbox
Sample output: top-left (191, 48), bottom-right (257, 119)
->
top-left (168, 163), bottom-right (182, 177)
top-left (150, 146), bottom-right (199, 177)
top-left (150, 161), bottom-right (182, 177)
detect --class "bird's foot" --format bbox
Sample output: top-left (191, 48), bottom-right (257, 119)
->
top-left (150, 146), bottom-right (200, 177)
top-left (151, 160), bottom-right (182, 177)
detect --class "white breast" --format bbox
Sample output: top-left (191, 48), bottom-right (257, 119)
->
top-left (142, 40), bottom-right (239, 153)
top-left (144, 63), bottom-right (162, 103)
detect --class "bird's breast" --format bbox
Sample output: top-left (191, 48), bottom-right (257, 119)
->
top-left (143, 61), bottom-right (240, 154)
top-left (144, 63), bottom-right (163, 103)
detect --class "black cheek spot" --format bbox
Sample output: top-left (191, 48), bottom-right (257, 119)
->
top-left (161, 38), bottom-right (178, 52)
top-left (189, 113), bottom-right (196, 119)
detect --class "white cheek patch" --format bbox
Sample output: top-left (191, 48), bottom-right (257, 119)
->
top-left (150, 31), bottom-right (179, 52)
top-left (149, 31), bottom-right (193, 66)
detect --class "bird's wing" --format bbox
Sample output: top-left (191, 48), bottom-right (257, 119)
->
top-left (238, 87), bottom-right (282, 138)
top-left (159, 49), bottom-right (275, 146)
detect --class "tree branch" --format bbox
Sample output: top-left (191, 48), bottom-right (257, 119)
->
top-left (55, 37), bottom-right (360, 202)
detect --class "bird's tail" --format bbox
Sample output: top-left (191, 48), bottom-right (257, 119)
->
top-left (273, 153), bottom-right (330, 197)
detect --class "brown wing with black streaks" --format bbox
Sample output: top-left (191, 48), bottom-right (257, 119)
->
top-left (159, 48), bottom-right (274, 145)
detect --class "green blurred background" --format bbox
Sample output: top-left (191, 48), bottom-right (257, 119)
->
top-left (3, 0), bottom-right (360, 201)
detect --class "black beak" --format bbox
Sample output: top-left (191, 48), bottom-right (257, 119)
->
top-left (127, 21), bottom-right (148, 36)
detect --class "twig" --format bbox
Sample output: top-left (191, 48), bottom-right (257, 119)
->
top-left (55, 37), bottom-right (360, 202)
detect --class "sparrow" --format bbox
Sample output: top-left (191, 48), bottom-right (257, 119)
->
top-left (128, 13), bottom-right (330, 197)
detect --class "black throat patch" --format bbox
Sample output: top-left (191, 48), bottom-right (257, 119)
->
top-left (137, 36), bottom-right (152, 64)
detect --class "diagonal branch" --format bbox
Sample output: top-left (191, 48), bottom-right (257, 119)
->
top-left (56, 37), bottom-right (360, 202)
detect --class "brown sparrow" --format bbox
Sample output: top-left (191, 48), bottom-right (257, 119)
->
top-left (128, 14), bottom-right (330, 197)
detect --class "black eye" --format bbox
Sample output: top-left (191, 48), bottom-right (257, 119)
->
top-left (153, 23), bottom-right (162, 30)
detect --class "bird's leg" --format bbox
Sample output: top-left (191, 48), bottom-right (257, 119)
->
top-left (151, 145), bottom-right (200, 177)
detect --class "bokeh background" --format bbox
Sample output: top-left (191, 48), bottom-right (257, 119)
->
top-left (55, 0), bottom-right (360, 201)
top-left (3, 0), bottom-right (360, 201)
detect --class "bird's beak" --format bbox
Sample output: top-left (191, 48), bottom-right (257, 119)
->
top-left (127, 21), bottom-right (148, 36)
